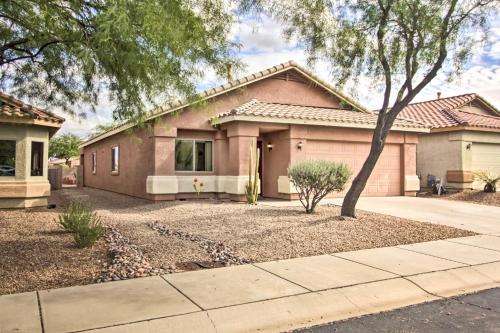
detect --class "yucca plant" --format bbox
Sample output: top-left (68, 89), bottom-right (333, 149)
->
top-left (245, 142), bottom-right (260, 204)
top-left (475, 171), bottom-right (500, 193)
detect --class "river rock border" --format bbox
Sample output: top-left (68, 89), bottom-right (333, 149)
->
top-left (148, 221), bottom-right (249, 266)
top-left (96, 226), bottom-right (165, 282)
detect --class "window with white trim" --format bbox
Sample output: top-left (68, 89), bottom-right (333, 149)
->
top-left (92, 151), bottom-right (97, 174)
top-left (175, 139), bottom-right (213, 172)
top-left (0, 140), bottom-right (16, 176)
top-left (111, 146), bottom-right (119, 173)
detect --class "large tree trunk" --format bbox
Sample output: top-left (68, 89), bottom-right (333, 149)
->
top-left (340, 127), bottom-right (387, 217)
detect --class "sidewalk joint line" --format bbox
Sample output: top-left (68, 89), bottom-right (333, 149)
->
top-left (36, 291), bottom-right (46, 333)
top-left (251, 264), bottom-right (314, 292)
top-left (159, 275), bottom-right (206, 311)
top-left (205, 311), bottom-right (220, 333)
top-left (444, 238), bottom-right (500, 253)
top-left (394, 246), bottom-right (471, 265)
top-left (328, 253), bottom-right (404, 277)
top-left (69, 310), bottom-right (203, 333)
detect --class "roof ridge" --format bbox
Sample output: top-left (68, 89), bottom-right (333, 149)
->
top-left (407, 93), bottom-right (476, 107)
top-left (456, 109), bottom-right (500, 119)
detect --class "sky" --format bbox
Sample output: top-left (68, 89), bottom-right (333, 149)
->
top-left (61, 14), bottom-right (500, 138)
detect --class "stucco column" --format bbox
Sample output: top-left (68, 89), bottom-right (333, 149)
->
top-left (225, 122), bottom-right (259, 201)
top-left (146, 125), bottom-right (177, 198)
top-left (403, 134), bottom-right (419, 196)
top-left (277, 125), bottom-right (306, 197)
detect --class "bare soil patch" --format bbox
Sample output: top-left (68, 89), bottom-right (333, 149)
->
top-left (420, 190), bottom-right (500, 207)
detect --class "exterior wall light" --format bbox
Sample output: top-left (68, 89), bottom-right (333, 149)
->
top-left (466, 143), bottom-right (472, 150)
top-left (267, 143), bottom-right (274, 152)
top-left (297, 141), bottom-right (303, 150)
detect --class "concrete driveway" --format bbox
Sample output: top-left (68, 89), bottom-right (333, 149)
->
top-left (330, 197), bottom-right (500, 234)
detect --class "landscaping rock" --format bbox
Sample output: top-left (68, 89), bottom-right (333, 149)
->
top-left (148, 222), bottom-right (249, 266)
top-left (96, 226), bottom-right (166, 283)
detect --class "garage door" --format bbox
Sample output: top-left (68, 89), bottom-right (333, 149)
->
top-left (472, 143), bottom-right (500, 190)
top-left (306, 141), bottom-right (402, 196)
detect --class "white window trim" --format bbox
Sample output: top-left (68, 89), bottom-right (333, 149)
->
top-left (111, 145), bottom-right (119, 174)
top-left (92, 151), bottom-right (97, 174)
top-left (175, 139), bottom-right (214, 173)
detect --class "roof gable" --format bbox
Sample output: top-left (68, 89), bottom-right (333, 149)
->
top-left (81, 61), bottom-right (369, 147)
top-left (399, 93), bottom-right (500, 131)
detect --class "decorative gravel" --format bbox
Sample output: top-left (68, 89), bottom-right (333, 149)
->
top-left (421, 190), bottom-right (500, 207)
top-left (1, 187), bottom-right (476, 295)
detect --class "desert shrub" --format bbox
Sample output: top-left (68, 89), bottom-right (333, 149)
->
top-left (288, 160), bottom-right (352, 213)
top-left (57, 201), bottom-right (103, 247)
top-left (475, 171), bottom-right (500, 193)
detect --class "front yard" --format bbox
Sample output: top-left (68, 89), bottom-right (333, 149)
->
top-left (424, 190), bottom-right (500, 207)
top-left (0, 187), bottom-right (475, 295)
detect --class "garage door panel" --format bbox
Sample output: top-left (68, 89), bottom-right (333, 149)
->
top-left (472, 143), bottom-right (500, 190)
top-left (306, 141), bottom-right (402, 196)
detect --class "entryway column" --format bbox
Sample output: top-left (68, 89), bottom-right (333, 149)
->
top-left (225, 122), bottom-right (260, 201)
top-left (146, 125), bottom-right (177, 199)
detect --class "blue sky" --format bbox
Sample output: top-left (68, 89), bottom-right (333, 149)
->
top-left (62, 14), bottom-right (500, 137)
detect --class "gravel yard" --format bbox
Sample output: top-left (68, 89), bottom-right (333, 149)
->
top-left (421, 190), bottom-right (500, 207)
top-left (1, 187), bottom-right (475, 295)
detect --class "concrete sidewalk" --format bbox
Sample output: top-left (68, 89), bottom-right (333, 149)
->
top-left (1, 234), bottom-right (500, 333)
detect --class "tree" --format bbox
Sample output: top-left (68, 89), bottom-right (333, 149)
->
top-left (288, 160), bottom-right (351, 213)
top-left (49, 133), bottom-right (81, 165)
top-left (241, 0), bottom-right (498, 216)
top-left (1, 0), bottom-right (238, 120)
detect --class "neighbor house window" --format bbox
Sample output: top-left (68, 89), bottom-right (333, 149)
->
top-left (175, 139), bottom-right (213, 172)
top-left (92, 152), bottom-right (97, 174)
top-left (0, 140), bottom-right (16, 176)
top-left (111, 146), bottom-right (119, 173)
top-left (31, 141), bottom-right (44, 176)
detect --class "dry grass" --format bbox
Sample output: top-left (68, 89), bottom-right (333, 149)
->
top-left (1, 187), bottom-right (475, 295)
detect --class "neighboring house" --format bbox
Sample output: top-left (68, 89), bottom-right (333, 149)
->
top-left (0, 93), bottom-right (64, 208)
top-left (400, 93), bottom-right (500, 190)
top-left (79, 61), bottom-right (428, 202)
top-left (49, 156), bottom-right (81, 167)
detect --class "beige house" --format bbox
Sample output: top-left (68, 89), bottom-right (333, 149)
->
top-left (400, 93), bottom-right (500, 190)
top-left (0, 93), bottom-right (64, 208)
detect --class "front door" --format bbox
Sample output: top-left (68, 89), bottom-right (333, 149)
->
top-left (257, 140), bottom-right (263, 196)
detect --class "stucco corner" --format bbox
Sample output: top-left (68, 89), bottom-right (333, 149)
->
top-left (277, 176), bottom-right (298, 194)
top-left (404, 175), bottom-right (420, 192)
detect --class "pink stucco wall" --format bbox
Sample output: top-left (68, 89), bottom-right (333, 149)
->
top-left (82, 69), bottom-right (419, 200)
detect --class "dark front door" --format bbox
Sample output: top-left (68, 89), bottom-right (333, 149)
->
top-left (257, 140), bottom-right (263, 196)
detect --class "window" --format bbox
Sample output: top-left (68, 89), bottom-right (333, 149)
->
top-left (92, 152), bottom-right (97, 174)
top-left (31, 141), bottom-right (44, 176)
top-left (111, 146), bottom-right (119, 173)
top-left (175, 140), bottom-right (213, 172)
top-left (0, 140), bottom-right (16, 176)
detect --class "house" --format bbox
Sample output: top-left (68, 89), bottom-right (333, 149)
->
top-left (79, 61), bottom-right (428, 201)
top-left (49, 156), bottom-right (81, 167)
top-left (0, 93), bottom-right (64, 208)
top-left (400, 93), bottom-right (500, 190)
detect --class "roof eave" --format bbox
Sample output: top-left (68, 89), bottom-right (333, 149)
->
top-left (212, 115), bottom-right (430, 133)
top-left (430, 125), bottom-right (500, 133)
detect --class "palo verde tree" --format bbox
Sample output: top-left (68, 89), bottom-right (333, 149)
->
top-left (241, 0), bottom-right (498, 217)
top-left (0, 0), bottom-right (238, 120)
top-left (49, 133), bottom-right (81, 165)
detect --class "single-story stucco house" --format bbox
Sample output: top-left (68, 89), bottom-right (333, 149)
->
top-left (79, 61), bottom-right (428, 201)
top-left (400, 93), bottom-right (500, 190)
top-left (0, 92), bottom-right (64, 208)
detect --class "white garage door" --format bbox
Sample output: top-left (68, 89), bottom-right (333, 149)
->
top-left (472, 143), bottom-right (500, 189)
top-left (306, 141), bottom-right (402, 196)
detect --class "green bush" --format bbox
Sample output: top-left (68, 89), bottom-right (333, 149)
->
top-left (288, 160), bottom-right (352, 214)
top-left (57, 201), bottom-right (103, 248)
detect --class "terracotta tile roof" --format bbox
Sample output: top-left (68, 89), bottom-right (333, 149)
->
top-left (214, 99), bottom-right (428, 131)
top-left (399, 93), bottom-right (500, 130)
top-left (81, 60), bottom-right (370, 147)
top-left (0, 92), bottom-right (64, 124)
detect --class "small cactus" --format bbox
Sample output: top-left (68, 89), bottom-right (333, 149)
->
top-left (245, 142), bottom-right (260, 204)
